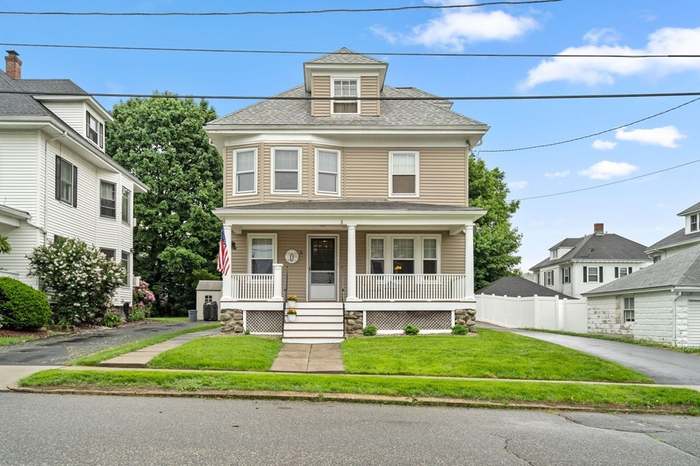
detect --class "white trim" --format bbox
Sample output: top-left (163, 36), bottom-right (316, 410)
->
top-left (314, 148), bottom-right (341, 197)
top-left (246, 233), bottom-right (278, 274)
top-left (305, 234), bottom-right (340, 302)
top-left (330, 75), bottom-right (360, 115)
top-left (270, 147), bottom-right (302, 195)
top-left (345, 301), bottom-right (472, 311)
top-left (232, 147), bottom-right (258, 196)
top-left (388, 151), bottom-right (420, 198)
top-left (365, 233), bottom-right (441, 275)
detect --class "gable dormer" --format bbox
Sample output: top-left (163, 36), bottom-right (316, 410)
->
top-left (303, 48), bottom-right (387, 118)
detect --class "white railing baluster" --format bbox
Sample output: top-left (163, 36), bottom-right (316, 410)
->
top-left (355, 274), bottom-right (468, 301)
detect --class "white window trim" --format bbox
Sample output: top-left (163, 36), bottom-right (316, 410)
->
top-left (690, 213), bottom-right (699, 232)
top-left (314, 148), bottom-right (341, 197)
top-left (270, 147), bottom-right (302, 195)
top-left (233, 147), bottom-right (258, 196)
top-left (587, 266), bottom-right (599, 283)
top-left (623, 296), bottom-right (635, 323)
top-left (365, 234), bottom-right (441, 274)
top-left (330, 75), bottom-right (360, 115)
top-left (388, 151), bottom-right (420, 198)
top-left (562, 267), bottom-right (571, 284)
top-left (246, 233), bottom-right (278, 274)
top-left (99, 180), bottom-right (117, 220)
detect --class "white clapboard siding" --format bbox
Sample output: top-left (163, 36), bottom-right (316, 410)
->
top-left (43, 101), bottom-right (86, 135)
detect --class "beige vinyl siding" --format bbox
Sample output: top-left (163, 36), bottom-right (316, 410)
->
top-left (223, 143), bottom-right (264, 206)
top-left (360, 75), bottom-right (380, 116)
top-left (311, 75), bottom-right (331, 117)
top-left (419, 148), bottom-right (468, 205)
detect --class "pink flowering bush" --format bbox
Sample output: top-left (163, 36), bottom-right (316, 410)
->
top-left (29, 239), bottom-right (125, 326)
top-left (131, 280), bottom-right (155, 321)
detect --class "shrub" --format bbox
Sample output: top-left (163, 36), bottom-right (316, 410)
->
top-left (0, 234), bottom-right (10, 254)
top-left (451, 324), bottom-right (467, 335)
top-left (127, 305), bottom-right (147, 322)
top-left (404, 324), bottom-right (419, 336)
top-left (132, 280), bottom-right (155, 319)
top-left (362, 325), bottom-right (378, 336)
top-left (103, 311), bottom-right (122, 328)
top-left (29, 238), bottom-right (125, 326)
top-left (0, 277), bottom-right (51, 330)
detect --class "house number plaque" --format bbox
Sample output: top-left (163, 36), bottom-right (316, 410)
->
top-left (284, 249), bottom-right (300, 264)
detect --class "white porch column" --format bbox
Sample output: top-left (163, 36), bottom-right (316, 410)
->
top-left (220, 223), bottom-right (235, 310)
top-left (346, 223), bottom-right (358, 301)
top-left (464, 224), bottom-right (475, 300)
top-left (272, 263), bottom-right (283, 301)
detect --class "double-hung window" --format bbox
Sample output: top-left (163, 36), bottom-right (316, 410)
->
top-left (121, 187), bottom-right (131, 224)
top-left (100, 248), bottom-right (116, 261)
top-left (562, 267), bottom-right (571, 284)
top-left (55, 156), bottom-right (77, 207)
top-left (546, 270), bottom-right (554, 286)
top-left (392, 238), bottom-right (415, 274)
top-left (234, 148), bottom-right (257, 195)
top-left (623, 297), bottom-right (635, 322)
top-left (315, 149), bottom-right (340, 195)
top-left (249, 234), bottom-right (276, 274)
top-left (369, 238), bottom-right (385, 274)
top-left (587, 266), bottom-right (599, 283)
top-left (332, 78), bottom-right (358, 114)
top-left (272, 148), bottom-right (301, 194)
top-left (99, 181), bottom-right (116, 219)
top-left (389, 151), bottom-right (419, 197)
top-left (86, 111), bottom-right (104, 148)
top-left (691, 214), bottom-right (699, 232)
top-left (121, 251), bottom-right (130, 285)
top-left (422, 238), bottom-right (438, 274)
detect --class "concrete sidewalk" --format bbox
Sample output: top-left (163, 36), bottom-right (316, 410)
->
top-left (99, 329), bottom-right (219, 368)
top-left (0, 365), bottom-right (60, 391)
top-left (270, 343), bottom-right (345, 373)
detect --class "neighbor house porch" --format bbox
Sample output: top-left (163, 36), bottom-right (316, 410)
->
top-left (214, 201), bottom-right (485, 342)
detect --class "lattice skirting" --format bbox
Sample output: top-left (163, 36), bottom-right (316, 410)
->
top-left (366, 311), bottom-right (452, 331)
top-left (246, 311), bottom-right (283, 334)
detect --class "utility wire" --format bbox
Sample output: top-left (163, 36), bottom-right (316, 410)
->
top-left (480, 97), bottom-right (700, 153)
top-left (4, 89), bottom-right (700, 101)
top-left (0, 0), bottom-right (561, 17)
top-left (3, 41), bottom-right (699, 59)
top-left (516, 159), bottom-right (700, 202)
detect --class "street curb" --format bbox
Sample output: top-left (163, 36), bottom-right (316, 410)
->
top-left (8, 385), bottom-right (692, 415)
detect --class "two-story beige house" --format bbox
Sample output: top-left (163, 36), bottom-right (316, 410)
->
top-left (205, 49), bottom-right (487, 343)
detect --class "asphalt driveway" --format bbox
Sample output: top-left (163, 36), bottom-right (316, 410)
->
top-left (0, 321), bottom-right (201, 366)
top-left (515, 330), bottom-right (700, 386)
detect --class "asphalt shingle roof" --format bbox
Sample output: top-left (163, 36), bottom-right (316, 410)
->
top-left (478, 276), bottom-right (577, 299)
top-left (678, 201), bottom-right (700, 216)
top-left (531, 234), bottom-right (649, 271)
top-left (0, 71), bottom-right (51, 116)
top-left (647, 228), bottom-right (700, 252)
top-left (305, 47), bottom-right (386, 65)
top-left (585, 244), bottom-right (700, 295)
top-left (219, 200), bottom-right (483, 212)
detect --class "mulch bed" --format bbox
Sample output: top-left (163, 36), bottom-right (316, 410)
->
top-left (0, 329), bottom-right (52, 338)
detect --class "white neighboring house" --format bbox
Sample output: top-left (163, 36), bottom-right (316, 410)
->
top-left (0, 51), bottom-right (147, 305)
top-left (529, 223), bottom-right (652, 298)
top-left (646, 201), bottom-right (700, 262)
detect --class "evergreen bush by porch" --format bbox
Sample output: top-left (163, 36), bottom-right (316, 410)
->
top-left (0, 277), bottom-right (51, 330)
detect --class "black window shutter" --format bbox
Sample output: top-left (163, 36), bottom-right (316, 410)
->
top-left (54, 156), bottom-right (61, 200)
top-left (583, 266), bottom-right (588, 283)
top-left (599, 266), bottom-right (604, 282)
top-left (628, 267), bottom-right (633, 275)
top-left (72, 165), bottom-right (78, 207)
top-left (615, 267), bottom-right (619, 278)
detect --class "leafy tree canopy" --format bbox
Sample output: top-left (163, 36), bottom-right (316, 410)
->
top-left (469, 156), bottom-right (522, 290)
top-left (107, 94), bottom-right (222, 313)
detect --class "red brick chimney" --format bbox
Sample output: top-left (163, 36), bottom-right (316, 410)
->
top-left (5, 50), bottom-right (22, 79)
top-left (593, 223), bottom-right (605, 235)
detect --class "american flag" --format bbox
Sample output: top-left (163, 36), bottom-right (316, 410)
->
top-left (217, 226), bottom-right (230, 275)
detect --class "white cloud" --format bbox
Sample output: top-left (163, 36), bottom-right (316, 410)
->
top-left (509, 180), bottom-right (529, 191)
top-left (371, 1), bottom-right (538, 51)
top-left (579, 160), bottom-right (639, 180)
top-left (544, 170), bottom-right (570, 178)
top-left (522, 26), bottom-right (700, 88)
top-left (583, 27), bottom-right (621, 45)
top-left (615, 125), bottom-right (686, 148)
top-left (592, 139), bottom-right (617, 151)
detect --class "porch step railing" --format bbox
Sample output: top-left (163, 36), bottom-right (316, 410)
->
top-left (231, 273), bottom-right (275, 301)
top-left (356, 274), bottom-right (467, 301)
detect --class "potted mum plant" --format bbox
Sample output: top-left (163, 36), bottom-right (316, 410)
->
top-left (287, 295), bottom-right (299, 308)
top-left (286, 308), bottom-right (297, 322)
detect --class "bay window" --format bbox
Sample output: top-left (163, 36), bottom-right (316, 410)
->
top-left (389, 151), bottom-right (419, 196)
top-left (272, 148), bottom-right (301, 194)
top-left (234, 148), bottom-right (257, 195)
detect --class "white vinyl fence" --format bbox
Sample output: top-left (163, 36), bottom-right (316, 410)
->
top-left (476, 294), bottom-right (588, 333)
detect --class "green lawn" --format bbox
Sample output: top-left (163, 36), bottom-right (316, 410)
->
top-left (20, 369), bottom-right (700, 415)
top-left (148, 317), bottom-right (189, 324)
top-left (69, 323), bottom-right (221, 366)
top-left (342, 331), bottom-right (651, 383)
top-left (149, 336), bottom-right (282, 371)
top-left (0, 335), bottom-right (37, 346)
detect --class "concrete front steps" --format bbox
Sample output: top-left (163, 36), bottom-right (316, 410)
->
top-left (283, 302), bottom-right (344, 344)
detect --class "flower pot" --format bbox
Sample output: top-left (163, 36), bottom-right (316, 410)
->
top-left (286, 314), bottom-right (297, 322)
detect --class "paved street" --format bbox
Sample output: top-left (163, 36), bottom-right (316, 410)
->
top-left (515, 330), bottom-right (700, 385)
top-left (1, 393), bottom-right (698, 465)
top-left (0, 321), bottom-right (201, 366)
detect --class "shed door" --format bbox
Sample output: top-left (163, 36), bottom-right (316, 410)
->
top-left (688, 300), bottom-right (700, 347)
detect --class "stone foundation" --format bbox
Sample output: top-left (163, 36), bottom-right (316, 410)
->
top-left (345, 311), bottom-right (363, 336)
top-left (454, 308), bottom-right (477, 333)
top-left (220, 309), bottom-right (244, 334)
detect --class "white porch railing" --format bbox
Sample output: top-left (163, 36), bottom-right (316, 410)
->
top-left (231, 274), bottom-right (275, 301)
top-left (356, 274), bottom-right (468, 301)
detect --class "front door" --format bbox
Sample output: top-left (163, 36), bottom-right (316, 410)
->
top-left (308, 237), bottom-right (337, 301)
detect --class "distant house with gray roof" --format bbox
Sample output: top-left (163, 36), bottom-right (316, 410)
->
top-left (0, 50), bottom-right (146, 305)
top-left (529, 223), bottom-right (652, 298)
top-left (646, 201), bottom-right (700, 262)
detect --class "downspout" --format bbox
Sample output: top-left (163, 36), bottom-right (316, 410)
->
top-left (43, 131), bottom-right (68, 244)
top-left (672, 289), bottom-right (683, 346)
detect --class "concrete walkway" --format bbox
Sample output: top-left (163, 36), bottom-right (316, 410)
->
top-left (99, 329), bottom-right (219, 368)
top-left (270, 343), bottom-right (344, 373)
top-left (515, 330), bottom-right (700, 385)
top-left (0, 365), bottom-right (60, 391)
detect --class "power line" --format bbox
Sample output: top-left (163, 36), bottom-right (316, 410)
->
top-left (4, 89), bottom-right (700, 102)
top-left (3, 41), bottom-right (700, 59)
top-left (0, 0), bottom-right (561, 17)
top-left (479, 97), bottom-right (700, 153)
top-left (516, 159), bottom-right (700, 202)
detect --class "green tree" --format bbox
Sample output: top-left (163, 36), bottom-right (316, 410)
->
top-left (469, 156), bottom-right (522, 290)
top-left (107, 94), bottom-right (222, 314)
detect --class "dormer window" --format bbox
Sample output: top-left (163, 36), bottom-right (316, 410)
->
top-left (332, 78), bottom-right (358, 114)
top-left (691, 213), bottom-right (698, 232)
top-left (86, 111), bottom-right (104, 148)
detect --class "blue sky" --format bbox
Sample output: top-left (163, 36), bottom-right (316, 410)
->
top-left (3, 0), bottom-right (698, 269)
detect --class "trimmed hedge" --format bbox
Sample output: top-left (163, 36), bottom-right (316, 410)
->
top-left (0, 277), bottom-right (51, 330)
